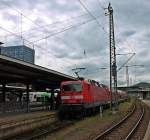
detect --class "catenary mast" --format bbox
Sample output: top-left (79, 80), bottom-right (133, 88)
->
top-left (105, 3), bottom-right (117, 110)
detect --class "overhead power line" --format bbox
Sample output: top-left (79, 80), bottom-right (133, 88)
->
top-left (0, 18), bottom-right (101, 69)
top-left (0, 14), bottom-right (100, 45)
top-left (24, 15), bottom-right (95, 41)
top-left (78, 0), bottom-right (126, 55)
top-left (78, 0), bottom-right (131, 57)
top-left (0, 12), bottom-right (94, 38)
top-left (22, 12), bottom-right (91, 33)
top-left (31, 16), bottom-right (101, 43)
top-left (83, 67), bottom-right (108, 75)
top-left (78, 0), bottom-right (107, 33)
top-left (2, 0), bottom-right (135, 56)
top-left (2, 2), bottom-right (47, 31)
top-left (117, 53), bottom-right (136, 72)
top-left (2, 1), bottom-right (104, 39)
top-left (0, 25), bottom-right (33, 45)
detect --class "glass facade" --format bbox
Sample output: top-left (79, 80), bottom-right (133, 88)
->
top-left (0, 45), bottom-right (35, 64)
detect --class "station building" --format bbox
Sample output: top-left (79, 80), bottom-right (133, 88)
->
top-left (118, 82), bottom-right (150, 99)
top-left (0, 45), bottom-right (35, 64)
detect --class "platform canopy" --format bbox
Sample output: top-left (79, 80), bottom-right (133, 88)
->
top-left (0, 55), bottom-right (76, 89)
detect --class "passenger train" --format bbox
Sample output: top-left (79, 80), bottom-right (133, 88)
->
top-left (59, 79), bottom-right (128, 117)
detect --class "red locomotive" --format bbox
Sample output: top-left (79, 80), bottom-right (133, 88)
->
top-left (59, 79), bottom-right (127, 117)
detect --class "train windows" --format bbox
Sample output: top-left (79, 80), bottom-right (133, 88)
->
top-left (62, 84), bottom-right (82, 93)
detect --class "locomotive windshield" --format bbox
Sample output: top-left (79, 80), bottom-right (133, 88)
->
top-left (62, 84), bottom-right (82, 92)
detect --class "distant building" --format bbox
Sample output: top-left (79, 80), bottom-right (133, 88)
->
top-left (0, 45), bottom-right (35, 64)
top-left (118, 82), bottom-right (150, 99)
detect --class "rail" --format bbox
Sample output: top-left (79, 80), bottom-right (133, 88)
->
top-left (0, 112), bottom-right (56, 127)
top-left (124, 105), bottom-right (145, 140)
top-left (8, 121), bottom-right (75, 140)
top-left (92, 104), bottom-right (136, 140)
top-left (0, 113), bottom-right (56, 140)
top-left (93, 101), bottom-right (144, 140)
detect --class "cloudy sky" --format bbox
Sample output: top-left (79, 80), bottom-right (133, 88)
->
top-left (0, 0), bottom-right (149, 86)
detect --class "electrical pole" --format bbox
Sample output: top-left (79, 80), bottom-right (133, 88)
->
top-left (105, 3), bottom-right (117, 110)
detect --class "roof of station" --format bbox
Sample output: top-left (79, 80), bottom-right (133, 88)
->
top-left (0, 55), bottom-right (76, 89)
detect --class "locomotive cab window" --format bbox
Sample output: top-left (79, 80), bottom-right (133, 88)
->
top-left (62, 84), bottom-right (82, 93)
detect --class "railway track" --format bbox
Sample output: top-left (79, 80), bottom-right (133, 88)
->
top-left (6, 120), bottom-right (75, 140)
top-left (0, 113), bottom-right (56, 127)
top-left (0, 111), bottom-right (56, 127)
top-left (0, 112), bottom-right (56, 140)
top-left (92, 100), bottom-right (145, 140)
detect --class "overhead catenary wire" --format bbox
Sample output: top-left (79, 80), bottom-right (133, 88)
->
top-left (1, 1), bottom-right (105, 45)
top-left (22, 12), bottom-right (91, 34)
top-left (1, 23), bottom-right (100, 73)
top-left (0, 25), bottom-right (55, 68)
top-left (1, 1), bottom-right (48, 32)
top-left (23, 15), bottom-right (96, 41)
top-left (0, 14), bottom-right (100, 45)
top-left (0, 25), bottom-right (71, 69)
top-left (83, 68), bottom-right (108, 75)
top-left (97, 1), bottom-right (135, 55)
top-left (0, 11), bottom-right (96, 38)
top-left (0, 0), bottom-right (138, 83)
top-left (30, 15), bottom-right (101, 43)
top-left (78, 0), bottom-right (130, 55)
top-left (1, 0), bottom-right (135, 56)
top-left (2, 0), bottom-right (108, 44)
top-left (0, 14), bottom-right (103, 70)
top-left (0, 25), bottom-right (33, 45)
top-left (12, 3), bottom-right (132, 54)
top-left (78, 0), bottom-right (129, 72)
top-left (78, 0), bottom-right (107, 33)
top-left (117, 53), bottom-right (136, 72)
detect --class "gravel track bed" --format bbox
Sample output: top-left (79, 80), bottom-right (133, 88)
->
top-left (42, 100), bottom-right (134, 140)
top-left (94, 101), bottom-right (142, 140)
top-left (129, 103), bottom-right (150, 140)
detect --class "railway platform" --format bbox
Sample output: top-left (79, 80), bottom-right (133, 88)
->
top-left (143, 100), bottom-right (150, 140)
top-left (0, 110), bottom-right (57, 139)
top-left (0, 110), bottom-right (56, 123)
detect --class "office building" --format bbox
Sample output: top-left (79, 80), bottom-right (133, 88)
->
top-left (0, 45), bottom-right (35, 64)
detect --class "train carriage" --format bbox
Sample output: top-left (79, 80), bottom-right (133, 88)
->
top-left (59, 79), bottom-right (112, 116)
top-left (59, 79), bottom-right (128, 118)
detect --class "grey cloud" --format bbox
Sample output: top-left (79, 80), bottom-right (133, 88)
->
top-left (2, 11), bottom-right (18, 22)
top-left (111, 0), bottom-right (150, 30)
top-left (54, 53), bottom-right (67, 59)
top-left (122, 30), bottom-right (136, 37)
top-left (0, 0), bottom-right (149, 85)
top-left (138, 49), bottom-right (149, 58)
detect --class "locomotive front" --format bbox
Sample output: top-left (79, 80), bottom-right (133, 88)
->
top-left (59, 80), bottom-right (85, 116)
